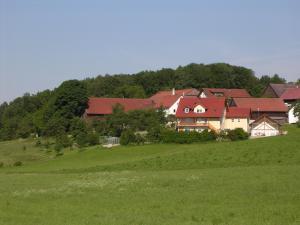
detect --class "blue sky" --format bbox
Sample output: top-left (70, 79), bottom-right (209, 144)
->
top-left (0, 0), bottom-right (299, 103)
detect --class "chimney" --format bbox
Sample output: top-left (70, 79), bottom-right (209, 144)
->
top-left (172, 88), bottom-right (175, 95)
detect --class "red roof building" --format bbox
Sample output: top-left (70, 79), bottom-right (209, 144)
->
top-left (84, 97), bottom-right (154, 118)
top-left (150, 88), bottom-right (199, 108)
top-left (200, 88), bottom-right (251, 98)
top-left (280, 88), bottom-right (300, 101)
top-left (262, 83), bottom-right (297, 98)
top-left (226, 107), bottom-right (250, 118)
top-left (231, 98), bottom-right (288, 124)
top-left (176, 97), bottom-right (225, 118)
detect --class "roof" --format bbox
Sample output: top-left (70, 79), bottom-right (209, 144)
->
top-left (226, 107), bottom-right (250, 118)
top-left (269, 83), bottom-right (297, 97)
top-left (85, 97), bottom-right (154, 115)
top-left (201, 88), bottom-right (251, 98)
top-left (232, 98), bottom-right (288, 112)
top-left (150, 88), bottom-right (199, 108)
top-left (251, 114), bottom-right (281, 127)
top-left (176, 97), bottom-right (225, 118)
top-left (280, 88), bottom-right (300, 100)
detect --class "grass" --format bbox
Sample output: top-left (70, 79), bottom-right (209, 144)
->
top-left (0, 126), bottom-right (300, 224)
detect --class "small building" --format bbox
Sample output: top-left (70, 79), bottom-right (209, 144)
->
top-left (84, 97), bottom-right (154, 119)
top-left (223, 107), bottom-right (250, 132)
top-left (200, 88), bottom-right (251, 98)
top-left (250, 115), bottom-right (281, 137)
top-left (230, 98), bottom-right (288, 124)
top-left (149, 88), bottom-right (199, 116)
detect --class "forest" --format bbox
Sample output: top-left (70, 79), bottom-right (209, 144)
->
top-left (0, 63), bottom-right (295, 142)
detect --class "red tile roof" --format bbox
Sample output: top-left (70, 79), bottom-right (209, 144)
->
top-left (202, 88), bottom-right (251, 98)
top-left (85, 97), bottom-right (154, 115)
top-left (226, 107), bottom-right (250, 118)
top-left (150, 88), bottom-right (199, 108)
top-left (232, 98), bottom-right (288, 112)
top-left (176, 97), bottom-right (225, 118)
top-left (280, 88), bottom-right (300, 100)
top-left (269, 83), bottom-right (297, 97)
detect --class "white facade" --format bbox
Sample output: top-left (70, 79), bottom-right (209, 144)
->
top-left (199, 92), bottom-right (207, 98)
top-left (165, 97), bottom-right (182, 116)
top-left (288, 106), bottom-right (299, 124)
top-left (251, 121), bottom-right (279, 137)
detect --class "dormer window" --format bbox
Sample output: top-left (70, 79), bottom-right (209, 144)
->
top-left (184, 108), bottom-right (190, 113)
top-left (194, 104), bottom-right (205, 113)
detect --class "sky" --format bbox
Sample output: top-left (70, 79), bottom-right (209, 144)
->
top-left (0, 0), bottom-right (299, 103)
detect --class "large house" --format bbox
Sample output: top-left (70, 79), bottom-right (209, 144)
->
top-left (262, 83), bottom-right (300, 124)
top-left (175, 97), bottom-right (250, 132)
top-left (199, 88), bottom-right (251, 98)
top-left (149, 88), bottom-right (199, 116)
top-left (230, 98), bottom-right (288, 124)
top-left (84, 97), bottom-right (154, 119)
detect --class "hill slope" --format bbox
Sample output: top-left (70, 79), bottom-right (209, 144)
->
top-left (0, 126), bottom-right (299, 225)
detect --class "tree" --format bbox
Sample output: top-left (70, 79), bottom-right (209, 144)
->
top-left (113, 85), bottom-right (146, 98)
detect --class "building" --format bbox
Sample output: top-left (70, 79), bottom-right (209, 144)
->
top-left (176, 97), bottom-right (225, 132)
top-left (84, 97), bottom-right (154, 119)
top-left (149, 88), bottom-right (199, 116)
top-left (199, 88), bottom-right (251, 98)
top-left (223, 107), bottom-right (250, 132)
top-left (262, 83), bottom-right (300, 124)
top-left (250, 115), bottom-right (282, 137)
top-left (262, 83), bottom-right (297, 98)
top-left (230, 98), bottom-right (288, 124)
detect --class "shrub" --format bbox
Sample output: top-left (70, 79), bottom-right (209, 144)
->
top-left (161, 129), bottom-right (216, 144)
top-left (147, 126), bottom-right (163, 142)
top-left (75, 132), bottom-right (88, 147)
top-left (86, 132), bottom-right (99, 146)
top-left (22, 145), bottom-right (27, 151)
top-left (0, 162), bottom-right (4, 168)
top-left (55, 133), bottom-right (72, 148)
top-left (13, 161), bottom-right (22, 167)
top-left (120, 129), bottom-right (136, 145)
top-left (35, 138), bottom-right (42, 147)
top-left (227, 128), bottom-right (249, 141)
top-left (135, 133), bottom-right (145, 145)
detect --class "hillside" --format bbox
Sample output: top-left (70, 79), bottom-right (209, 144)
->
top-left (0, 126), bottom-right (299, 225)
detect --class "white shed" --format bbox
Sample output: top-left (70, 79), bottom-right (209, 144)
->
top-left (250, 115), bottom-right (281, 137)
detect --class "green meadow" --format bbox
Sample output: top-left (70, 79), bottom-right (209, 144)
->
top-left (0, 126), bottom-right (300, 225)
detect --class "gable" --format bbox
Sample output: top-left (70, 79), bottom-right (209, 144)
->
top-left (252, 121), bottom-right (277, 130)
top-left (193, 105), bottom-right (206, 113)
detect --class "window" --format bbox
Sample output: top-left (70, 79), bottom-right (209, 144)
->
top-left (184, 108), bottom-right (189, 113)
top-left (238, 118), bottom-right (240, 122)
top-left (197, 109), bottom-right (202, 113)
top-left (173, 109), bottom-right (176, 113)
top-left (232, 119), bottom-right (234, 122)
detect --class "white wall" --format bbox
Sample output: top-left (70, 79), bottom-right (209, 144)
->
top-left (165, 97), bottom-right (182, 116)
top-left (288, 106), bottom-right (299, 124)
top-left (251, 121), bottom-right (279, 137)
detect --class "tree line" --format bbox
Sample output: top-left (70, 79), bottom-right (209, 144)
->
top-left (0, 62), bottom-right (296, 141)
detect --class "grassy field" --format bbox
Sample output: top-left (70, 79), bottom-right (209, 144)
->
top-left (0, 126), bottom-right (300, 225)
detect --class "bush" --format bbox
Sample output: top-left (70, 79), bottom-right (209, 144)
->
top-left (86, 132), bottom-right (99, 146)
top-left (227, 128), bottom-right (249, 141)
top-left (75, 132), bottom-right (88, 147)
top-left (55, 133), bottom-right (72, 148)
top-left (161, 129), bottom-right (217, 144)
top-left (13, 161), bottom-right (22, 167)
top-left (147, 126), bottom-right (163, 142)
top-left (35, 138), bottom-right (42, 147)
top-left (135, 133), bottom-right (145, 145)
top-left (120, 129), bottom-right (136, 145)
top-left (0, 162), bottom-right (4, 168)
